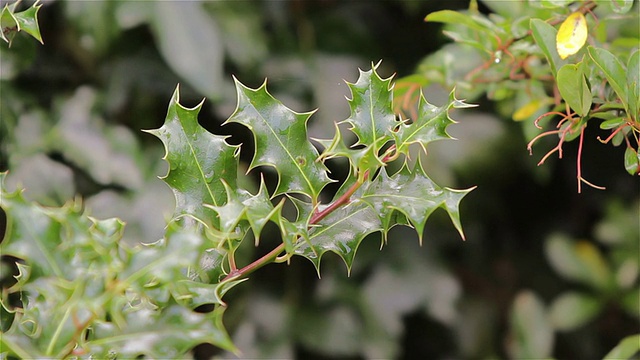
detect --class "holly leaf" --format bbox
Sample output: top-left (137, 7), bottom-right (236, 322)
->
top-left (0, 173), bottom-right (125, 281)
top-left (205, 178), bottom-right (284, 245)
top-left (1, 1), bottom-right (43, 45)
top-left (88, 305), bottom-right (236, 358)
top-left (315, 123), bottom-right (386, 178)
top-left (145, 86), bottom-right (239, 227)
top-left (0, 177), bottom-right (128, 357)
top-left (225, 78), bottom-right (332, 202)
top-left (294, 199), bottom-right (382, 275)
top-left (362, 160), bottom-right (474, 243)
top-left (394, 90), bottom-right (476, 156)
top-left (0, 173), bottom-right (237, 358)
top-left (342, 62), bottom-right (397, 152)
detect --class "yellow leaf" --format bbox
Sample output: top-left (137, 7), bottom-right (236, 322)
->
top-left (513, 99), bottom-right (551, 121)
top-left (556, 12), bottom-right (588, 59)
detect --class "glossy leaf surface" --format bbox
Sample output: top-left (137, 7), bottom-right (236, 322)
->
top-left (145, 86), bottom-right (238, 227)
top-left (225, 78), bottom-right (332, 201)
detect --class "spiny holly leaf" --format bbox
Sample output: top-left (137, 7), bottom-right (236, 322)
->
top-left (205, 179), bottom-right (283, 245)
top-left (294, 199), bottom-right (382, 275)
top-left (315, 123), bottom-right (386, 178)
top-left (145, 86), bottom-right (238, 227)
top-left (277, 195), bottom-right (315, 255)
top-left (0, 174), bottom-right (237, 357)
top-left (88, 305), bottom-right (236, 358)
top-left (105, 225), bottom-right (237, 356)
top-left (1, 0), bottom-right (43, 45)
top-left (225, 78), bottom-right (332, 202)
top-left (0, 173), bottom-right (125, 281)
top-left (0, 178), bottom-right (126, 357)
top-left (394, 90), bottom-right (476, 156)
top-left (342, 62), bottom-right (396, 150)
top-left (121, 223), bottom-right (211, 290)
top-left (361, 160), bottom-right (475, 243)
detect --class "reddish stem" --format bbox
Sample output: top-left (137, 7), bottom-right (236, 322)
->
top-left (310, 171), bottom-right (369, 224)
top-left (577, 126), bottom-right (585, 193)
top-left (224, 243), bottom-right (285, 281)
top-left (222, 145), bottom-right (397, 282)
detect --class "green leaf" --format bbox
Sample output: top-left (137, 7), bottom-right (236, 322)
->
top-left (1, 1), bottom-right (43, 45)
top-left (557, 63), bottom-right (592, 117)
top-left (0, 171), bottom-right (237, 357)
top-left (0, 176), bottom-right (118, 281)
top-left (121, 223), bottom-right (209, 287)
top-left (340, 63), bottom-right (397, 169)
top-left (145, 86), bottom-right (239, 227)
top-left (12, 1), bottom-right (43, 44)
top-left (441, 29), bottom-right (491, 54)
top-left (425, 10), bottom-right (501, 35)
top-left (530, 18), bottom-right (568, 78)
top-left (205, 178), bottom-right (284, 244)
top-left (89, 305), bottom-right (236, 358)
top-left (588, 46), bottom-right (628, 110)
top-left (545, 234), bottom-right (613, 291)
top-left (624, 147), bottom-right (640, 175)
top-left (294, 199), bottom-right (382, 275)
top-left (621, 287), bottom-right (640, 317)
top-left (610, 0), bottom-right (635, 14)
top-left (627, 50), bottom-right (639, 121)
top-left (225, 78), bottom-right (332, 202)
top-left (361, 161), bottom-right (474, 242)
top-left (513, 98), bottom-right (553, 121)
top-left (541, 0), bottom-right (572, 8)
top-left (394, 90), bottom-right (476, 155)
top-left (315, 123), bottom-right (386, 178)
top-left (603, 334), bottom-right (640, 360)
top-left (549, 291), bottom-right (602, 331)
top-left (599, 117), bottom-right (627, 130)
top-left (508, 290), bottom-right (554, 359)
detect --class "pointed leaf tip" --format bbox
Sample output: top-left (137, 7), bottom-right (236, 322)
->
top-left (225, 77), bottom-right (332, 200)
top-left (148, 87), bottom-right (239, 226)
top-left (344, 64), bottom-right (396, 153)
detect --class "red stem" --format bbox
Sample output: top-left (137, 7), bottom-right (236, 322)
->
top-left (310, 170), bottom-right (369, 224)
top-left (224, 243), bottom-right (285, 281)
top-left (222, 145), bottom-right (398, 282)
top-left (577, 126), bottom-right (585, 193)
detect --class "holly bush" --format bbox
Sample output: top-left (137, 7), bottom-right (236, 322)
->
top-left (1, 0), bottom-right (638, 359)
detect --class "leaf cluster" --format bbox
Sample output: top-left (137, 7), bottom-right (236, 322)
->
top-left (0, 173), bottom-right (236, 358)
top-left (1, 0), bottom-right (42, 46)
top-left (149, 63), bottom-right (474, 278)
top-left (399, 0), bottom-right (639, 191)
top-left (1, 61), bottom-right (474, 357)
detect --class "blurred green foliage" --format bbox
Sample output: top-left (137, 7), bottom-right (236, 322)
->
top-left (1, 0), bottom-right (638, 359)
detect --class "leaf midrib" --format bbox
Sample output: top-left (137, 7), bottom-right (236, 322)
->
top-left (250, 100), bottom-right (317, 197)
